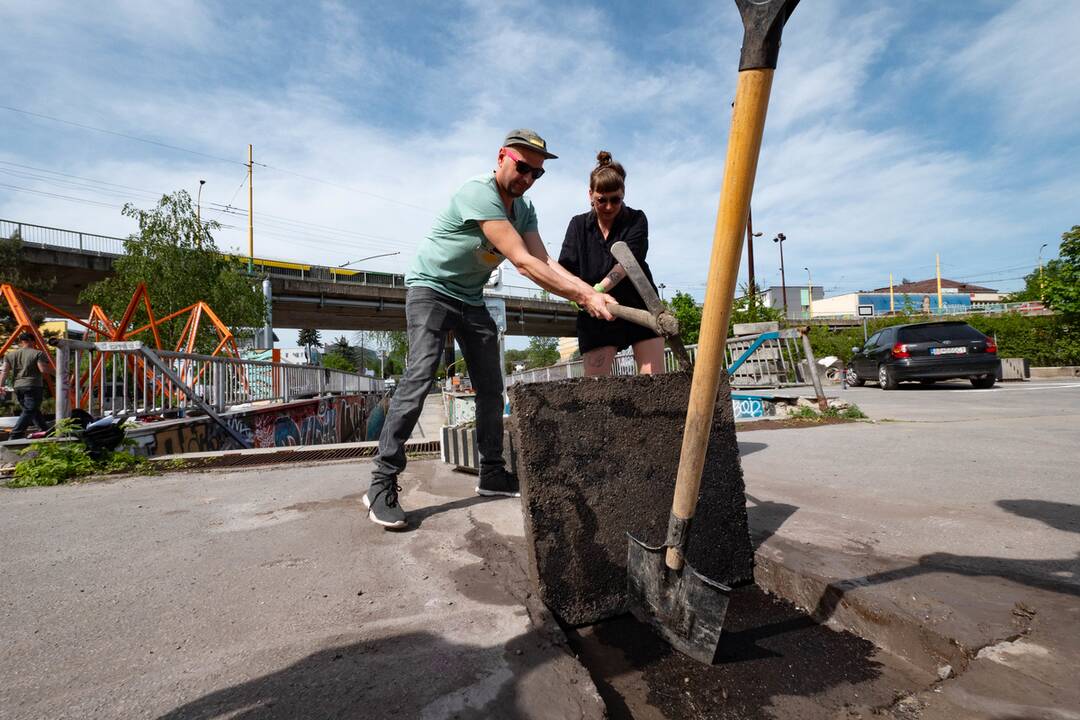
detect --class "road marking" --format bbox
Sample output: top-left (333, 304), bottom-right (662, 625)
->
top-left (963, 383), bottom-right (1080, 393)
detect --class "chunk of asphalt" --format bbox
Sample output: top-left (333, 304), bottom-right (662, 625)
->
top-left (509, 372), bottom-right (754, 626)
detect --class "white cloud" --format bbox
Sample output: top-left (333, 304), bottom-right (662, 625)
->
top-left (948, 0), bottom-right (1080, 137)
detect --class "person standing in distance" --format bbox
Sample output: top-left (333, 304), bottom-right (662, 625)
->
top-left (366, 130), bottom-right (617, 529)
top-left (559, 151), bottom-right (665, 376)
top-left (0, 332), bottom-right (54, 440)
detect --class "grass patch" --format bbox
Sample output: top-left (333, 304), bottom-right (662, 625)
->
top-left (787, 402), bottom-right (868, 422)
top-left (5, 419), bottom-right (154, 488)
top-left (787, 405), bottom-right (820, 420)
top-left (822, 404), bottom-right (868, 420)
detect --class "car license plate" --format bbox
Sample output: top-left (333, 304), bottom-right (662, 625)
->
top-left (931, 346), bottom-right (967, 355)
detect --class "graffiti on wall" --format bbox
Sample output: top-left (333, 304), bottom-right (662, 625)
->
top-left (138, 394), bottom-right (378, 456)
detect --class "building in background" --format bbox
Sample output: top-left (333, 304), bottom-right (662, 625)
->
top-left (557, 336), bottom-right (578, 362)
top-left (812, 279), bottom-right (1000, 318)
top-left (760, 285), bottom-right (824, 320)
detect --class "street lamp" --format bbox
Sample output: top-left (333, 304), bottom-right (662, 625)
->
top-left (196, 179), bottom-right (206, 247)
top-left (804, 266), bottom-right (813, 319)
top-left (1038, 242), bottom-right (1048, 301)
top-left (773, 233), bottom-right (787, 318)
top-left (338, 251), bottom-right (401, 268)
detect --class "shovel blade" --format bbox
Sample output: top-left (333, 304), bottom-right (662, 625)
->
top-left (626, 533), bottom-right (731, 664)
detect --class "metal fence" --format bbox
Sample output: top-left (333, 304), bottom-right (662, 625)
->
top-left (54, 339), bottom-right (381, 422)
top-left (1, 218), bottom-right (125, 255)
top-left (508, 328), bottom-right (815, 389)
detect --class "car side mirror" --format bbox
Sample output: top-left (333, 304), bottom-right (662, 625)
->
top-left (851, 346), bottom-right (861, 354)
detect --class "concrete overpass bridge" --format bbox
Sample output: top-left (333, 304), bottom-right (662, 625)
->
top-left (4, 218), bottom-right (577, 337)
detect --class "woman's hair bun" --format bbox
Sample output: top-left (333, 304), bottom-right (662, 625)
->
top-left (596, 150), bottom-right (613, 166)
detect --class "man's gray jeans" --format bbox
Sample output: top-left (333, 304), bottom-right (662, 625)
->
top-left (371, 286), bottom-right (506, 486)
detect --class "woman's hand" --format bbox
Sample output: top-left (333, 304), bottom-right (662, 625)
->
top-left (582, 291), bottom-right (616, 321)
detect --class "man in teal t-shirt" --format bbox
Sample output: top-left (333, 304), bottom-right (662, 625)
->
top-left (366, 129), bottom-right (617, 529)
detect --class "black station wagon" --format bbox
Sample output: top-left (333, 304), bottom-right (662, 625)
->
top-left (847, 321), bottom-right (999, 390)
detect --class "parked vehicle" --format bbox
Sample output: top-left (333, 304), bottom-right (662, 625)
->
top-left (846, 321), bottom-right (998, 390)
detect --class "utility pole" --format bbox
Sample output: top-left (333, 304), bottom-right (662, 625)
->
top-left (248, 144), bottom-right (254, 272)
top-left (1038, 243), bottom-right (1048, 300)
top-left (773, 233), bottom-right (787, 319)
top-left (804, 266), bottom-right (813, 319)
top-left (889, 272), bottom-right (895, 314)
top-left (746, 208), bottom-right (763, 299)
top-left (935, 253), bottom-right (942, 313)
top-left (196, 179), bottom-right (205, 247)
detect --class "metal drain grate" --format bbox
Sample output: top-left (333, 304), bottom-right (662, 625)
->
top-left (152, 440), bottom-right (442, 471)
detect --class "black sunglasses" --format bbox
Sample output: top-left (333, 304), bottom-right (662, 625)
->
top-left (593, 194), bottom-right (623, 207)
top-left (504, 148), bottom-right (545, 180)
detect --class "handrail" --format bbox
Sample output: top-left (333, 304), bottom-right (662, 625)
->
top-left (52, 339), bottom-right (380, 429)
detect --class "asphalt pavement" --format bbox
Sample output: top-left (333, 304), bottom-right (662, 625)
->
top-left (741, 378), bottom-right (1080, 718)
top-left (0, 461), bottom-right (603, 720)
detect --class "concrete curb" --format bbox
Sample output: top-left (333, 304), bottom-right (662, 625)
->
top-left (753, 540), bottom-right (970, 676)
top-left (1030, 366), bottom-right (1080, 378)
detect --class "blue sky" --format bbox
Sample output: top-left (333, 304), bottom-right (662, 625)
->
top-left (1, 0), bottom-right (1078, 345)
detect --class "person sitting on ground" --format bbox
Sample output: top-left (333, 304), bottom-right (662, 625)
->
top-left (0, 332), bottom-right (54, 440)
top-left (365, 129), bottom-right (617, 529)
top-left (559, 151), bottom-right (665, 377)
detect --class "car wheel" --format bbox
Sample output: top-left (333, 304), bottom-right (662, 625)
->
top-left (970, 374), bottom-right (996, 389)
top-left (878, 364), bottom-right (898, 390)
top-left (846, 367), bottom-right (865, 387)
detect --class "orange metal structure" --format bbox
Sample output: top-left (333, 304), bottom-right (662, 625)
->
top-left (1, 283), bottom-right (247, 414)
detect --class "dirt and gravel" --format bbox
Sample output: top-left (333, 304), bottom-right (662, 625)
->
top-left (509, 372), bottom-right (755, 626)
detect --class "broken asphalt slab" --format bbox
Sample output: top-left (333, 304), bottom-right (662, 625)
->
top-left (508, 373), bottom-right (754, 626)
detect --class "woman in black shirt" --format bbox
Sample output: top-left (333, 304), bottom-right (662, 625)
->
top-left (558, 151), bottom-right (665, 376)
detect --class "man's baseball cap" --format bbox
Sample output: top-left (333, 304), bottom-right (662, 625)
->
top-left (504, 129), bottom-right (558, 159)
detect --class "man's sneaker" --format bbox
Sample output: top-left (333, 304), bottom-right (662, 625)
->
top-left (363, 481), bottom-right (406, 528)
top-left (476, 468), bottom-right (521, 498)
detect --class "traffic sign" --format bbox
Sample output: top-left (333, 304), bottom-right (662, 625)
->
top-left (857, 304), bottom-right (875, 317)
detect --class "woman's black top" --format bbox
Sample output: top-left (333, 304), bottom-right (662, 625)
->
top-left (558, 205), bottom-right (660, 353)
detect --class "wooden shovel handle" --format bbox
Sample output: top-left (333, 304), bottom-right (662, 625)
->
top-left (666, 68), bottom-right (775, 571)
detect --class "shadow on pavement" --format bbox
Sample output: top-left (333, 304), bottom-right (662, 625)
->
top-left (997, 499), bottom-right (1080, 533)
top-left (156, 629), bottom-right (570, 720)
top-left (808, 498), bottom-right (1080, 624)
top-left (745, 493), bottom-right (798, 550)
top-left (398, 494), bottom-right (499, 532)
top-left (737, 440), bottom-right (768, 457)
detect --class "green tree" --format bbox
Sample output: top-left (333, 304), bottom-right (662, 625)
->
top-left (667, 291), bottom-right (702, 345)
top-left (525, 336), bottom-right (559, 368)
top-left (327, 336), bottom-right (358, 368)
top-left (298, 328), bottom-right (321, 360)
top-left (79, 191), bottom-right (265, 351)
top-left (730, 282), bottom-right (783, 331)
top-left (321, 352), bottom-right (356, 372)
top-left (369, 330), bottom-right (409, 372)
top-left (1042, 226), bottom-right (1080, 320)
top-left (504, 347), bottom-right (529, 374)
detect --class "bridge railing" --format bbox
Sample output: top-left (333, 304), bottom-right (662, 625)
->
top-left (4, 217), bottom-right (567, 300)
top-left (53, 339), bottom-right (381, 425)
top-left (2, 218), bottom-right (125, 255)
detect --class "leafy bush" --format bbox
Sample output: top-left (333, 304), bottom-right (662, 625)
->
top-left (7, 419), bottom-right (152, 488)
top-left (807, 312), bottom-right (1080, 367)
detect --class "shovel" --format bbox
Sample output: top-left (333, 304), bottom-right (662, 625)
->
top-left (626, 0), bottom-right (800, 664)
